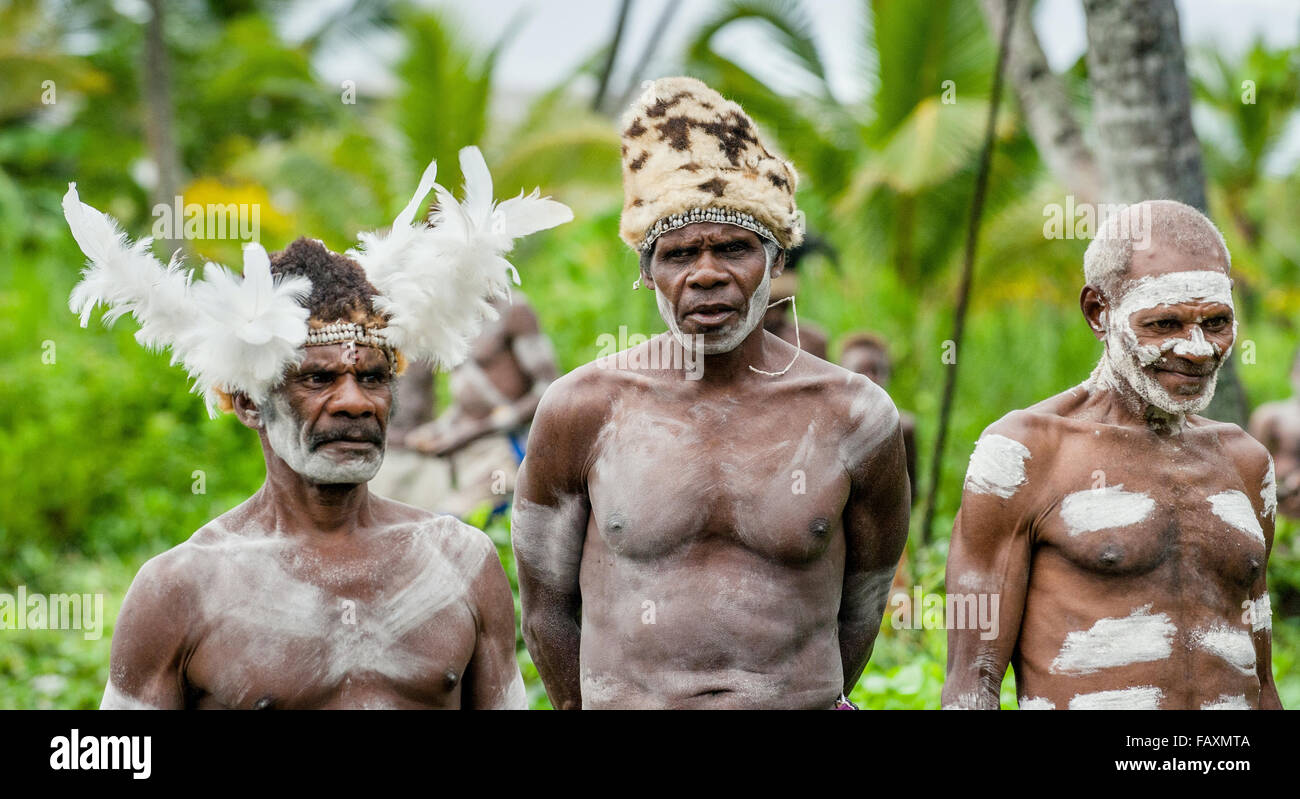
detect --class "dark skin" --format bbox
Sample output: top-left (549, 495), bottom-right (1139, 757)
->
top-left (103, 343), bottom-right (523, 709)
top-left (944, 238), bottom-right (1281, 710)
top-left (512, 222), bottom-right (910, 709)
top-left (1248, 357), bottom-right (1300, 519)
top-left (840, 341), bottom-right (918, 604)
top-left (407, 296), bottom-right (558, 456)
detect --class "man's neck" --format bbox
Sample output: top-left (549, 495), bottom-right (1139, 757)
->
top-left (1083, 357), bottom-right (1187, 435)
top-left (250, 440), bottom-right (373, 536)
top-left (667, 326), bottom-right (783, 386)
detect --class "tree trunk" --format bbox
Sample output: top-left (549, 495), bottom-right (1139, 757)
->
top-left (978, 0), bottom-right (1101, 205)
top-left (1082, 0), bottom-right (1248, 426)
top-left (143, 0), bottom-right (182, 254)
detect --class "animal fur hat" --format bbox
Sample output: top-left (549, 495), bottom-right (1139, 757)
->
top-left (619, 76), bottom-right (804, 253)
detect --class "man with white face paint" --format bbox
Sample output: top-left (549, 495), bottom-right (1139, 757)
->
top-left (945, 200), bottom-right (1281, 710)
top-left (512, 77), bottom-right (910, 709)
top-left (63, 150), bottom-right (572, 708)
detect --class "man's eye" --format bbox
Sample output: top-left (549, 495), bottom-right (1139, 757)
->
top-left (305, 373), bottom-right (333, 385)
top-left (1203, 316), bottom-right (1231, 331)
top-left (1151, 319), bottom-right (1180, 330)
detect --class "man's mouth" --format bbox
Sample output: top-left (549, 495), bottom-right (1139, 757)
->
top-left (312, 432), bottom-right (383, 451)
top-left (683, 304), bottom-right (738, 326)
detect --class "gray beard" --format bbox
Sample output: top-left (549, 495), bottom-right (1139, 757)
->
top-left (262, 393), bottom-right (385, 484)
top-left (656, 266), bottom-right (772, 355)
top-left (1094, 318), bottom-right (1219, 418)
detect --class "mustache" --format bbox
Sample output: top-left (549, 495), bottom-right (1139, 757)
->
top-left (1152, 356), bottom-right (1219, 376)
top-left (308, 423), bottom-right (383, 450)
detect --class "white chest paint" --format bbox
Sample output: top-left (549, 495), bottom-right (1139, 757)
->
top-left (1050, 605), bottom-right (1175, 675)
top-left (1059, 484), bottom-right (1155, 536)
top-left (1191, 623), bottom-right (1256, 675)
top-left (1206, 490), bottom-right (1264, 543)
top-left (1068, 685), bottom-right (1164, 710)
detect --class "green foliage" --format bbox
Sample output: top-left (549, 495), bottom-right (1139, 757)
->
top-left (1, 0), bottom-right (1297, 711)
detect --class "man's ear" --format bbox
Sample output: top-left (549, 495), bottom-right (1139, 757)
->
top-left (1080, 285), bottom-right (1107, 342)
top-left (770, 249), bottom-right (786, 279)
top-left (232, 392), bottom-right (264, 429)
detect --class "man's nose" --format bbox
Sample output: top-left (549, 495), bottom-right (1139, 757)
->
top-left (687, 250), bottom-right (731, 289)
top-left (328, 374), bottom-right (377, 417)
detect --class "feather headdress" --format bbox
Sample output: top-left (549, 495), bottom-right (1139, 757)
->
top-left (349, 146), bottom-right (572, 370)
top-left (64, 146), bottom-right (572, 416)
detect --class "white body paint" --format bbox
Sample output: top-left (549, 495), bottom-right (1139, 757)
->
top-left (1069, 685), bottom-right (1164, 710)
top-left (1059, 485), bottom-right (1154, 536)
top-left (1262, 458), bottom-right (1277, 520)
top-left (192, 515), bottom-right (491, 705)
top-left (964, 434), bottom-right (1031, 499)
top-left (1202, 694), bottom-right (1250, 710)
top-left (1207, 490), bottom-right (1265, 543)
top-left (100, 681), bottom-right (162, 710)
top-left (511, 493), bottom-right (588, 588)
top-left (1050, 605), bottom-right (1175, 674)
top-left (1191, 623), bottom-right (1256, 675)
top-left (1018, 696), bottom-right (1055, 710)
top-left (1251, 594), bottom-right (1272, 633)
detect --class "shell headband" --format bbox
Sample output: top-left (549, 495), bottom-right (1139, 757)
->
top-left (65, 146), bottom-right (572, 417)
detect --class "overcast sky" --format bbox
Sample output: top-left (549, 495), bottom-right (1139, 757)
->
top-left (285, 0), bottom-right (1300, 172)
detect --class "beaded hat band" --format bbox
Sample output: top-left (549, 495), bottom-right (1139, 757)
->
top-left (641, 207), bottom-right (778, 254)
top-left (305, 320), bottom-right (396, 362)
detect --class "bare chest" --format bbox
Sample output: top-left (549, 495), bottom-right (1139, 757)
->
top-left (1035, 436), bottom-right (1267, 589)
top-left (186, 538), bottom-right (480, 709)
top-left (586, 401), bottom-right (852, 564)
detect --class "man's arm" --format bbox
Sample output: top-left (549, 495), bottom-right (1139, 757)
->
top-left (1233, 438), bottom-right (1283, 709)
top-left (502, 301), bottom-right (559, 429)
top-left (837, 377), bottom-right (911, 693)
top-left (942, 418), bottom-right (1039, 709)
top-left (462, 534), bottom-right (527, 710)
top-left (511, 371), bottom-right (601, 710)
top-left (101, 550), bottom-right (196, 709)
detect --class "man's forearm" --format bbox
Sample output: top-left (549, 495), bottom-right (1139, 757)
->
top-left (521, 602), bottom-right (583, 709)
top-left (837, 620), bottom-right (877, 694)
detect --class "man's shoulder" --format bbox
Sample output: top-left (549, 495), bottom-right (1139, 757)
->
top-left (1191, 415), bottom-right (1271, 474)
top-left (122, 520), bottom-right (235, 612)
top-left (371, 495), bottom-right (497, 564)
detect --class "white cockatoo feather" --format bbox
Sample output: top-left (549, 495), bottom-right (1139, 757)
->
top-left (65, 187), bottom-right (314, 417)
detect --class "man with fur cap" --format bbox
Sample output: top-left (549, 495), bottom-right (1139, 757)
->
top-left (512, 77), bottom-right (910, 709)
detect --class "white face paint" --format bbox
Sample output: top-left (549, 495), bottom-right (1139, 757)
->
top-left (1018, 696), bottom-right (1055, 710)
top-left (263, 392), bottom-right (385, 484)
top-left (1059, 484), bottom-right (1154, 536)
top-left (1049, 605), bottom-right (1175, 674)
top-left (1202, 694), bottom-right (1251, 710)
top-left (1207, 490), bottom-right (1265, 543)
top-left (1068, 685), bottom-right (1164, 710)
top-left (1095, 270), bottom-right (1234, 417)
top-left (1191, 623), bottom-right (1256, 675)
top-left (655, 263), bottom-right (771, 355)
top-left (964, 434), bottom-right (1031, 499)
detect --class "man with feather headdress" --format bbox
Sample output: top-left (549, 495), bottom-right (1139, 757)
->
top-left (67, 148), bottom-right (570, 709)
